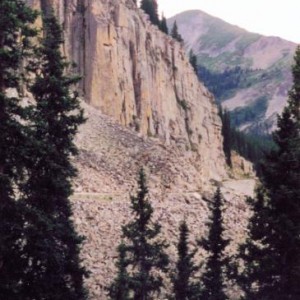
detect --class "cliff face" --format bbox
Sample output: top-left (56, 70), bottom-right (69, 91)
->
top-left (23, 2), bottom-right (256, 298)
top-left (27, 0), bottom-right (226, 181)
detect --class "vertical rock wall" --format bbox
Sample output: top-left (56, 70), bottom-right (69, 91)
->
top-left (27, 0), bottom-right (226, 181)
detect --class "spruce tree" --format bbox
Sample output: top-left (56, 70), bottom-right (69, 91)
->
top-left (171, 220), bottom-right (200, 300)
top-left (108, 242), bottom-right (131, 300)
top-left (199, 188), bottom-right (229, 300)
top-left (233, 188), bottom-right (275, 300)
top-left (171, 21), bottom-right (184, 43)
top-left (0, 1), bottom-right (37, 297)
top-left (140, 0), bottom-right (160, 26)
top-left (21, 12), bottom-right (87, 299)
top-left (122, 168), bottom-right (169, 299)
top-left (219, 107), bottom-right (232, 167)
top-left (159, 13), bottom-right (169, 34)
top-left (234, 46), bottom-right (300, 300)
top-left (189, 50), bottom-right (198, 74)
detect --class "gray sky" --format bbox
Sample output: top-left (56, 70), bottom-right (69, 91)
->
top-left (156, 0), bottom-right (300, 43)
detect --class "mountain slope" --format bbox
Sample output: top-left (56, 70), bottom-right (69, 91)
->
top-left (168, 10), bottom-right (297, 134)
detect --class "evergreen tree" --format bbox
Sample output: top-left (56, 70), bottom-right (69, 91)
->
top-left (108, 242), bottom-right (131, 300)
top-left (199, 188), bottom-right (229, 300)
top-left (219, 107), bottom-right (232, 167)
top-left (122, 168), bottom-right (169, 299)
top-left (21, 12), bottom-right (88, 299)
top-left (232, 188), bottom-right (275, 300)
top-left (171, 21), bottom-right (184, 43)
top-left (171, 220), bottom-right (200, 300)
top-left (140, 0), bottom-right (160, 26)
top-left (159, 13), bottom-right (169, 34)
top-left (0, 1), bottom-right (37, 297)
top-left (189, 50), bottom-right (198, 74)
top-left (235, 46), bottom-right (300, 300)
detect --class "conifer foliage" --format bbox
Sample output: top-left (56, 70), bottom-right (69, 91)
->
top-left (159, 13), bottom-right (169, 34)
top-left (140, 0), bottom-right (160, 26)
top-left (21, 12), bottom-right (88, 299)
top-left (171, 220), bottom-right (200, 300)
top-left (199, 188), bottom-right (229, 300)
top-left (189, 50), bottom-right (198, 74)
top-left (171, 21), bottom-right (184, 43)
top-left (237, 46), bottom-right (300, 300)
top-left (0, 1), bottom-right (37, 297)
top-left (233, 188), bottom-right (275, 300)
top-left (108, 242), bottom-right (131, 300)
top-left (110, 169), bottom-right (169, 300)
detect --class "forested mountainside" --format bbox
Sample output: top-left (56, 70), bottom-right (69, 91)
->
top-left (168, 10), bottom-right (297, 134)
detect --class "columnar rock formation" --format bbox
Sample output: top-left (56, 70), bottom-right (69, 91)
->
top-left (24, 1), bottom-right (256, 299)
top-left (27, 0), bottom-right (227, 182)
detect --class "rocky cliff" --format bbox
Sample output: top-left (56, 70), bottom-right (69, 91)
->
top-left (24, 1), bottom-right (256, 299)
top-left (27, 0), bottom-right (226, 181)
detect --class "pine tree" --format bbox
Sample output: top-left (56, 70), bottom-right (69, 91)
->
top-left (199, 188), bottom-right (229, 300)
top-left (140, 0), bottom-right (159, 26)
top-left (0, 1), bottom-right (37, 297)
top-left (189, 50), bottom-right (198, 74)
top-left (122, 168), bottom-right (169, 299)
top-left (219, 107), bottom-right (232, 167)
top-left (108, 242), bottom-right (131, 300)
top-left (21, 12), bottom-right (88, 299)
top-left (159, 13), bottom-right (169, 34)
top-left (232, 188), bottom-right (276, 300)
top-left (171, 21), bottom-right (184, 43)
top-left (235, 46), bottom-right (300, 300)
top-left (171, 220), bottom-right (200, 300)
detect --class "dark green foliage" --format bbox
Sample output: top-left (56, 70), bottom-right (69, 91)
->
top-left (140, 0), bottom-right (159, 26)
top-left (229, 96), bottom-right (269, 129)
top-left (0, 1), bottom-right (37, 297)
top-left (171, 21), bottom-right (184, 43)
top-left (258, 49), bottom-right (300, 298)
top-left (199, 188), bottom-right (229, 300)
top-left (198, 65), bottom-right (254, 101)
top-left (121, 169), bottom-right (169, 299)
top-left (189, 50), bottom-right (198, 74)
top-left (108, 242), bottom-right (131, 300)
top-left (219, 107), bottom-right (232, 167)
top-left (21, 12), bottom-right (88, 299)
top-left (236, 46), bottom-right (300, 299)
top-left (232, 188), bottom-right (276, 300)
top-left (219, 106), bottom-right (275, 174)
top-left (159, 13), bottom-right (169, 34)
top-left (171, 220), bottom-right (200, 300)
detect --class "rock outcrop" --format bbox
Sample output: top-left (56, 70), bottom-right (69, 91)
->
top-left (27, 0), bottom-right (226, 181)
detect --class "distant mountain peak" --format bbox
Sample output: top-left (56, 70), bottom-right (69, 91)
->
top-left (168, 10), bottom-right (297, 134)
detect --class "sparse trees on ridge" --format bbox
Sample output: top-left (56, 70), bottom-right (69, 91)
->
top-left (140, 0), bottom-right (160, 26)
top-left (171, 21), bottom-right (184, 43)
top-left (159, 13), bottom-right (169, 34)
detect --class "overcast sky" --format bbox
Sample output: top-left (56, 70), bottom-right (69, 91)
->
top-left (156, 0), bottom-right (300, 43)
